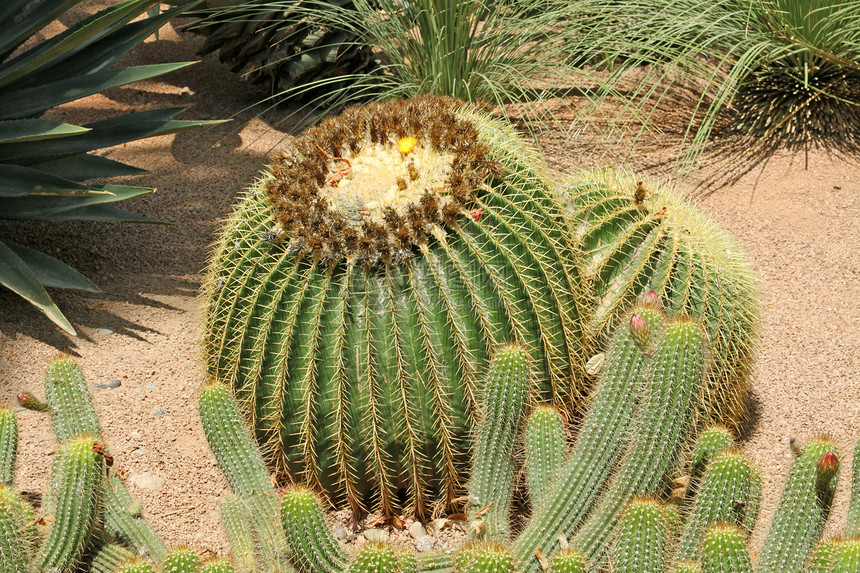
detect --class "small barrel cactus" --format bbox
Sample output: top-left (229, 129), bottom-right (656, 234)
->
top-left (203, 96), bottom-right (587, 517)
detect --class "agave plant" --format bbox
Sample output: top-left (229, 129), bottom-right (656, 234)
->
top-left (0, 0), bottom-right (221, 334)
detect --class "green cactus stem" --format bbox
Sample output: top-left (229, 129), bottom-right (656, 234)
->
top-left (524, 405), bottom-right (567, 510)
top-left (0, 485), bottom-right (33, 573)
top-left (699, 524), bottom-right (752, 573)
top-left (349, 542), bottom-right (417, 573)
top-left (688, 425), bottom-right (735, 484)
top-left (757, 437), bottom-right (839, 573)
top-left (831, 537), bottom-right (860, 572)
top-left (571, 316), bottom-right (707, 567)
top-left (16, 392), bottom-right (48, 412)
top-left (671, 562), bottom-right (703, 573)
top-left (467, 344), bottom-right (531, 541)
top-left (281, 485), bottom-right (349, 573)
top-left (199, 382), bottom-right (289, 571)
top-left (456, 543), bottom-right (515, 573)
top-left (416, 552), bottom-right (455, 573)
top-left (610, 497), bottom-right (668, 573)
top-left (88, 543), bottom-right (136, 573)
top-left (805, 539), bottom-right (839, 573)
top-left (513, 305), bottom-right (666, 571)
top-left (549, 549), bottom-right (586, 573)
top-left (561, 168), bottom-right (759, 432)
top-left (847, 437), bottom-right (860, 537)
top-left (162, 547), bottom-right (203, 573)
top-left (0, 408), bottom-right (16, 486)
top-left (675, 450), bottom-right (761, 563)
top-left (203, 96), bottom-right (588, 517)
top-left (104, 470), bottom-right (168, 561)
top-left (44, 357), bottom-right (100, 442)
top-left (36, 434), bottom-right (106, 572)
top-left (220, 496), bottom-right (257, 573)
top-left (117, 559), bottom-right (157, 573)
top-left (200, 559), bottom-right (238, 573)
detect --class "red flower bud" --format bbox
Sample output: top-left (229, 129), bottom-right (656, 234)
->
top-left (641, 289), bottom-right (660, 308)
top-left (469, 208), bottom-right (483, 222)
top-left (816, 451), bottom-right (839, 490)
top-left (17, 392), bottom-right (48, 412)
top-left (630, 313), bottom-right (650, 348)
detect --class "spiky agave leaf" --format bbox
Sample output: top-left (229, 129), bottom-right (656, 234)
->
top-left (0, 0), bottom-right (224, 334)
top-left (203, 95), bottom-right (588, 518)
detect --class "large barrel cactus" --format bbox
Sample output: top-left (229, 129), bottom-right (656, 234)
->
top-left (560, 168), bottom-right (759, 431)
top-left (203, 96), bottom-right (588, 518)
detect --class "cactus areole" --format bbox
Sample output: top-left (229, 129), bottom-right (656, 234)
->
top-left (204, 96), bottom-right (586, 518)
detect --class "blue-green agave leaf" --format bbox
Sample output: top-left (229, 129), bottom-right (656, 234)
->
top-left (3, 240), bottom-right (100, 292)
top-left (35, 154), bottom-right (148, 181)
top-left (0, 164), bottom-right (113, 197)
top-left (0, 239), bottom-right (76, 334)
top-left (0, 118), bottom-right (89, 143)
top-left (0, 0), bottom-right (81, 61)
top-left (1, 185), bottom-right (154, 221)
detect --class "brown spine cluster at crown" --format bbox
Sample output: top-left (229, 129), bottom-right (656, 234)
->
top-left (265, 96), bottom-right (501, 267)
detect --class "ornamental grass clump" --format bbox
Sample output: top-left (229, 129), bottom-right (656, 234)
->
top-left (203, 95), bottom-right (587, 518)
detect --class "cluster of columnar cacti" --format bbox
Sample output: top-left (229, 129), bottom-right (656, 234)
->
top-left (278, 307), bottom-right (860, 573)
top-left (0, 358), bottom-right (236, 573)
top-left (202, 96), bottom-right (759, 517)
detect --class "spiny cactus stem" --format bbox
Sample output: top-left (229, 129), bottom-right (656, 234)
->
top-left (104, 470), bottom-right (168, 562)
top-left (162, 547), bottom-right (203, 573)
top-left (44, 357), bottom-right (101, 443)
top-left (0, 408), bottom-right (16, 487)
top-left (89, 543), bottom-right (136, 573)
top-left (280, 486), bottom-right (349, 573)
top-left (847, 437), bottom-right (860, 537)
top-left (699, 524), bottom-right (752, 573)
top-left (468, 344), bottom-right (531, 541)
top-left (610, 497), bottom-right (668, 573)
top-left (221, 496), bottom-right (257, 573)
top-left (524, 405), bottom-right (567, 510)
top-left (514, 307), bottom-right (666, 572)
top-left (0, 485), bottom-right (30, 573)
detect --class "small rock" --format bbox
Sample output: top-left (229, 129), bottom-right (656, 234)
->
top-left (362, 528), bottom-right (389, 543)
top-left (135, 387), bottom-right (143, 393)
top-left (153, 410), bottom-right (166, 418)
top-left (93, 380), bottom-right (121, 391)
top-left (145, 384), bottom-right (155, 390)
top-left (332, 526), bottom-right (353, 542)
top-left (414, 536), bottom-right (435, 553)
top-left (408, 521), bottom-right (426, 539)
top-left (129, 472), bottom-right (166, 491)
top-left (179, 86), bottom-right (194, 96)
top-left (130, 430), bottom-right (142, 441)
top-left (96, 328), bottom-right (114, 336)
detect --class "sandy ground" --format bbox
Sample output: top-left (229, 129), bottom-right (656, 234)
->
top-left (0, 9), bottom-right (858, 561)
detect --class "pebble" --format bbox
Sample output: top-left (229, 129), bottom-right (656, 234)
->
top-left (332, 526), bottom-right (354, 542)
top-left (130, 430), bottom-right (142, 441)
top-left (362, 528), bottom-right (389, 543)
top-left (414, 536), bottom-right (435, 553)
top-left (154, 410), bottom-right (166, 418)
top-left (93, 380), bottom-right (122, 391)
top-left (145, 384), bottom-right (156, 390)
top-left (129, 472), bottom-right (166, 491)
top-left (408, 521), bottom-right (426, 539)
top-left (96, 328), bottom-right (114, 336)
top-left (179, 86), bottom-right (194, 96)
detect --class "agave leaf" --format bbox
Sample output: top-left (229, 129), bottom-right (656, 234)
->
top-left (16, 2), bottom-right (201, 90)
top-left (0, 62), bottom-right (197, 119)
top-left (0, 0), bottom-right (82, 60)
top-left (1, 185), bottom-right (154, 221)
top-left (0, 119), bottom-right (89, 143)
top-left (0, 107), bottom-right (226, 163)
top-left (0, 239), bottom-right (76, 334)
top-left (3, 240), bottom-right (100, 292)
top-left (0, 0), bottom-right (156, 88)
top-left (36, 154), bottom-right (148, 181)
top-left (0, 164), bottom-right (113, 197)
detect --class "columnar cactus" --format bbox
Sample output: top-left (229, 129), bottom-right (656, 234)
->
top-left (203, 95), bottom-right (588, 517)
top-left (44, 357), bottom-right (101, 442)
top-left (523, 405), bottom-right (567, 510)
top-left (162, 548), bottom-right (202, 573)
top-left (610, 497), bottom-right (669, 573)
top-left (0, 408), bottom-right (16, 486)
top-left (220, 496), bottom-right (257, 573)
top-left (561, 168), bottom-right (759, 432)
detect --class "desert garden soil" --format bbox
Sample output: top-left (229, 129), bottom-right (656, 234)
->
top-left (0, 9), bottom-right (858, 559)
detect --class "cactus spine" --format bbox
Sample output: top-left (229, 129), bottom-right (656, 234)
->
top-left (203, 96), bottom-right (588, 517)
top-left (523, 405), bottom-right (567, 510)
top-left (561, 168), bottom-right (759, 432)
top-left (467, 344), bottom-right (531, 541)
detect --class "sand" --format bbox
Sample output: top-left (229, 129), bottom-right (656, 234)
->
top-left (0, 9), bottom-right (858, 560)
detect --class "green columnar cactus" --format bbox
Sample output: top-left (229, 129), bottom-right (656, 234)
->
top-left (117, 559), bottom-right (157, 573)
top-left (349, 543), bottom-right (417, 573)
top-left (199, 382), bottom-right (290, 572)
top-left (805, 539), bottom-right (839, 573)
top-left (89, 543), bottom-right (136, 573)
top-left (524, 405), bottom-right (567, 510)
top-left (281, 486), bottom-right (349, 573)
top-left (831, 537), bottom-right (860, 572)
top-left (0, 485), bottom-right (33, 573)
top-left (415, 552), bottom-right (455, 573)
top-left (513, 305), bottom-right (666, 570)
top-left (456, 543), bottom-right (516, 573)
top-left (0, 408), bottom-right (16, 486)
top-left (672, 563), bottom-right (703, 573)
top-left (37, 434), bottom-right (107, 571)
top-left (163, 548), bottom-right (203, 572)
top-left (699, 524), bottom-right (752, 573)
top-left (220, 496), bottom-right (257, 573)
top-left (201, 559), bottom-right (238, 573)
top-left (104, 471), bottom-right (169, 561)
top-left (570, 317), bottom-right (707, 567)
top-left (561, 168), bottom-right (759, 432)
top-left (847, 438), bottom-right (860, 537)
top-left (611, 497), bottom-right (668, 573)
top-left (549, 549), bottom-right (586, 573)
top-left (467, 344), bottom-right (531, 541)
top-left (688, 425), bottom-right (735, 483)
top-left (757, 438), bottom-right (839, 573)
top-left (675, 450), bottom-right (762, 563)
top-left (44, 357), bottom-right (101, 442)
top-left (203, 96), bottom-right (588, 517)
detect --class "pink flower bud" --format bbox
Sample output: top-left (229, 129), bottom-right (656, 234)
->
top-left (816, 451), bottom-right (839, 490)
top-left (641, 289), bottom-right (661, 308)
top-left (17, 392), bottom-right (48, 412)
top-left (469, 208), bottom-right (483, 222)
top-left (630, 313), bottom-right (650, 348)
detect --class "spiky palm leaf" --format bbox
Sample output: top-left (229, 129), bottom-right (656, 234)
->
top-left (0, 0), bottom-right (223, 334)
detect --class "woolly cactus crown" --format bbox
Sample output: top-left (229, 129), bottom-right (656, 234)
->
top-left (265, 97), bottom-right (500, 266)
